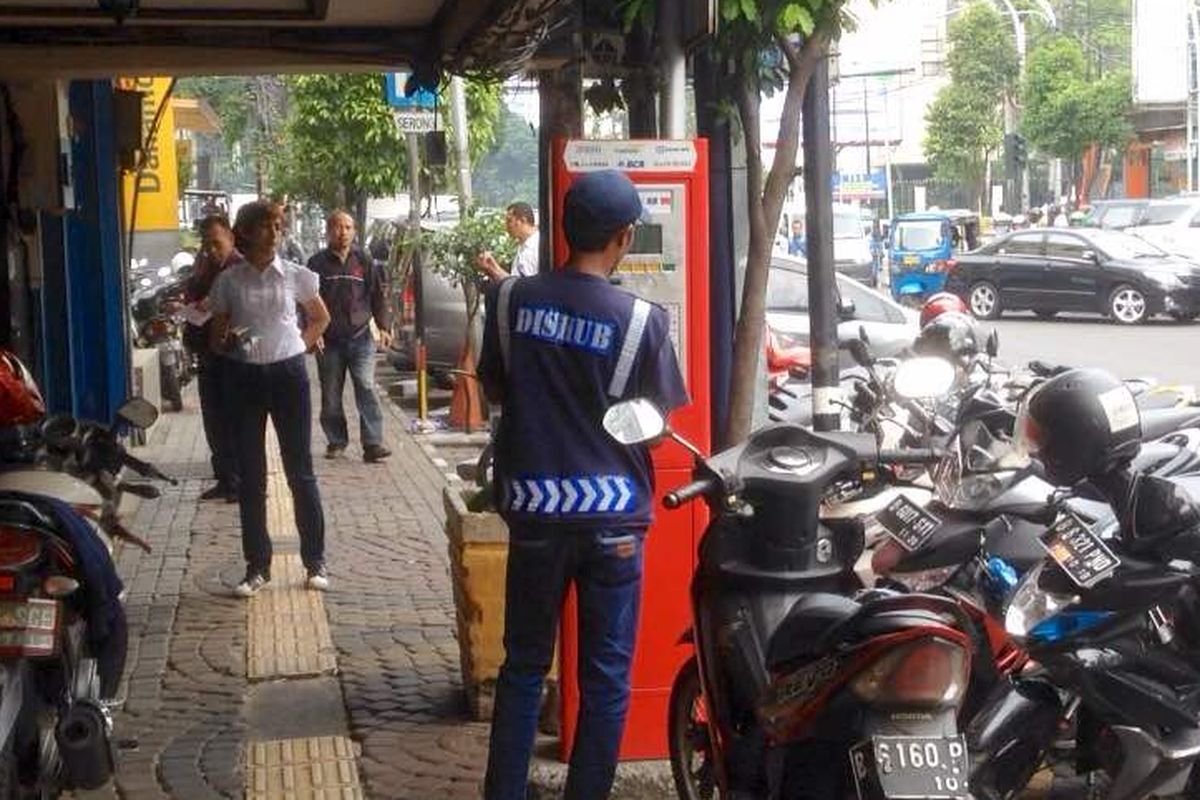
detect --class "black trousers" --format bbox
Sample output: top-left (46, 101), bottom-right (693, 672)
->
top-left (197, 352), bottom-right (240, 488)
top-left (227, 355), bottom-right (326, 575)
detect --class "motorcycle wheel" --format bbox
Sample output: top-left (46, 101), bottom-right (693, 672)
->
top-left (161, 368), bottom-right (183, 413)
top-left (668, 659), bottom-right (717, 800)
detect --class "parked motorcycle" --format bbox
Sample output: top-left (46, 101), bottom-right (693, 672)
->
top-left (130, 279), bottom-right (193, 412)
top-left (0, 397), bottom-right (170, 797)
top-left (603, 398), bottom-right (973, 800)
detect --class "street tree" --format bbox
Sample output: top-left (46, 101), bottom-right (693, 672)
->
top-left (272, 74), bottom-right (502, 232)
top-left (624, 0), bottom-right (876, 445)
top-left (1022, 35), bottom-right (1131, 167)
top-left (924, 1), bottom-right (1018, 208)
top-left (175, 75), bottom-right (287, 192)
top-left (474, 106), bottom-right (539, 208)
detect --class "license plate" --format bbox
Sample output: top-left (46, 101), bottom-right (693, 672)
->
top-left (0, 599), bottom-right (57, 631)
top-left (1039, 512), bottom-right (1120, 588)
top-left (903, 255), bottom-right (920, 266)
top-left (850, 735), bottom-right (969, 799)
top-left (875, 495), bottom-right (942, 552)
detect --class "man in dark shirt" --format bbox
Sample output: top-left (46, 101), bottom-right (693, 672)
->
top-left (185, 214), bottom-right (241, 501)
top-left (478, 170), bottom-right (688, 800)
top-left (307, 210), bottom-right (392, 463)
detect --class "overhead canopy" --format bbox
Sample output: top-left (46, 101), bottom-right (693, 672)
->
top-left (0, 0), bottom-right (569, 78)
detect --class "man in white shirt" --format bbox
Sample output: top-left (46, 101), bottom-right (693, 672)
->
top-left (477, 202), bottom-right (540, 280)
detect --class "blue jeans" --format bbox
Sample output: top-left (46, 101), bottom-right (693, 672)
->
top-left (227, 355), bottom-right (325, 575)
top-left (317, 333), bottom-right (383, 448)
top-left (484, 526), bottom-right (645, 800)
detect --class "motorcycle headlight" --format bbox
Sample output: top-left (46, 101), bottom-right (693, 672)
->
top-left (1004, 563), bottom-right (1077, 641)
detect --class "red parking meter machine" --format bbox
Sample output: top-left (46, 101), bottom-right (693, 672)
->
top-left (551, 138), bottom-right (711, 759)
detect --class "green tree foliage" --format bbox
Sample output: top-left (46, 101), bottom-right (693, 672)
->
top-left (175, 76), bottom-right (287, 191)
top-left (1022, 35), bottom-right (1131, 160)
top-left (473, 107), bottom-right (538, 208)
top-left (621, 0), bottom-right (871, 443)
top-left (270, 74), bottom-right (407, 227)
top-left (924, 2), bottom-right (1018, 205)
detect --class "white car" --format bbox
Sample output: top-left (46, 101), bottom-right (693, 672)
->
top-left (766, 254), bottom-right (919, 358)
top-left (1127, 199), bottom-right (1200, 261)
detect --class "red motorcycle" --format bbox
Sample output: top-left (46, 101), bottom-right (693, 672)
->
top-left (603, 400), bottom-right (975, 800)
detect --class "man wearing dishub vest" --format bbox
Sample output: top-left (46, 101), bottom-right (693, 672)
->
top-left (477, 170), bottom-right (689, 800)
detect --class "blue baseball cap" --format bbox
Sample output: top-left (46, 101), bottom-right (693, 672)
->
top-left (563, 170), bottom-right (650, 247)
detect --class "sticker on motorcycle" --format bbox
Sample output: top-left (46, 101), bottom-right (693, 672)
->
top-left (875, 495), bottom-right (942, 552)
top-left (1039, 512), bottom-right (1120, 588)
top-left (1097, 386), bottom-right (1139, 434)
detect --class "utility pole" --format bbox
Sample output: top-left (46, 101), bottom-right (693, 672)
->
top-left (449, 76), bottom-right (473, 208)
top-left (659, 0), bottom-right (686, 138)
top-left (862, 78), bottom-right (871, 175)
top-left (803, 55), bottom-right (840, 432)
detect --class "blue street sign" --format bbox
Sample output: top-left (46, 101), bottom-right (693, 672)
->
top-left (384, 72), bottom-right (437, 112)
top-left (833, 169), bottom-right (887, 200)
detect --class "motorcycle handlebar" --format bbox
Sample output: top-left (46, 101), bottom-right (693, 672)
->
top-left (122, 452), bottom-right (177, 485)
top-left (664, 477), bottom-right (719, 509)
top-left (877, 448), bottom-right (943, 465)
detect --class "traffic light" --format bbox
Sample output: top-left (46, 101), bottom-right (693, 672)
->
top-left (1013, 133), bottom-right (1028, 168)
top-left (1003, 133), bottom-right (1028, 175)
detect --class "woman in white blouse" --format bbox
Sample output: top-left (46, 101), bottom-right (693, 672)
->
top-left (209, 200), bottom-right (332, 598)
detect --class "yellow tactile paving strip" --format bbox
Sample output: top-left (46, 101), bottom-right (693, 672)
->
top-left (247, 554), bottom-right (336, 680)
top-left (265, 430), bottom-right (298, 542)
top-left (245, 736), bottom-right (365, 800)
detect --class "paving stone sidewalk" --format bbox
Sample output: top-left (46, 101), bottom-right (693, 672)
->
top-left (103, 370), bottom-right (492, 799)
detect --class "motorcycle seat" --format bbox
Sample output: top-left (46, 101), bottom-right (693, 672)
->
top-left (768, 593), bottom-right (962, 672)
top-left (1140, 408), bottom-right (1200, 442)
top-left (766, 593), bottom-right (860, 670)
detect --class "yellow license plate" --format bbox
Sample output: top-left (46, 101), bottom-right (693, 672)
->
top-left (903, 255), bottom-right (920, 266)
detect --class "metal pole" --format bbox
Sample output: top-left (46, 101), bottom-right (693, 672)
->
top-left (450, 76), bottom-right (473, 207)
top-left (803, 56), bottom-right (840, 432)
top-left (862, 78), bottom-right (871, 175)
top-left (882, 79), bottom-right (895, 221)
top-left (406, 131), bottom-right (428, 420)
top-left (659, 0), bottom-right (686, 138)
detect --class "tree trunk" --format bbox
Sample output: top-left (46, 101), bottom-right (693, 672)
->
top-left (724, 34), bottom-right (825, 446)
top-left (353, 189), bottom-right (368, 246)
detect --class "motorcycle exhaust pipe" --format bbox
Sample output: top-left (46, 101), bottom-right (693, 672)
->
top-left (55, 701), bottom-right (113, 790)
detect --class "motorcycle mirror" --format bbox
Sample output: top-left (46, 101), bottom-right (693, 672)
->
top-left (986, 330), bottom-right (1000, 358)
top-left (602, 399), bottom-right (666, 446)
top-left (847, 338), bottom-right (873, 369)
top-left (893, 357), bottom-right (957, 400)
top-left (116, 397), bottom-right (159, 430)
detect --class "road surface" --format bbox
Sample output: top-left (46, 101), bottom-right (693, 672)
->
top-left (986, 313), bottom-right (1200, 387)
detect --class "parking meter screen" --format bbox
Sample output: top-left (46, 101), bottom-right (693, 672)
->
top-left (619, 184), bottom-right (689, 381)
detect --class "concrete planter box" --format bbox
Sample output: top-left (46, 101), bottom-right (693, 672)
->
top-left (443, 486), bottom-right (561, 730)
top-left (443, 485), bottom-right (510, 720)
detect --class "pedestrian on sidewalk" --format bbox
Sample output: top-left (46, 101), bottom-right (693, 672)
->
top-left (307, 210), bottom-right (393, 463)
top-left (476, 201), bottom-right (540, 280)
top-left (478, 171), bottom-right (688, 800)
top-left (209, 200), bottom-right (333, 598)
top-left (184, 214), bottom-right (241, 502)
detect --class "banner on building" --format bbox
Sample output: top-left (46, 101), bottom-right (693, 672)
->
top-left (116, 76), bottom-right (180, 233)
top-left (1133, 0), bottom-right (1189, 105)
top-left (833, 169), bottom-right (887, 201)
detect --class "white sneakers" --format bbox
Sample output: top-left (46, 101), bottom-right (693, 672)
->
top-left (234, 573), bottom-right (269, 598)
top-left (234, 568), bottom-right (330, 597)
top-left (306, 566), bottom-right (330, 592)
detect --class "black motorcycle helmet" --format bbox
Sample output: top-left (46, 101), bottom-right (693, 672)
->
top-left (912, 312), bottom-right (980, 364)
top-left (1015, 367), bottom-right (1142, 485)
